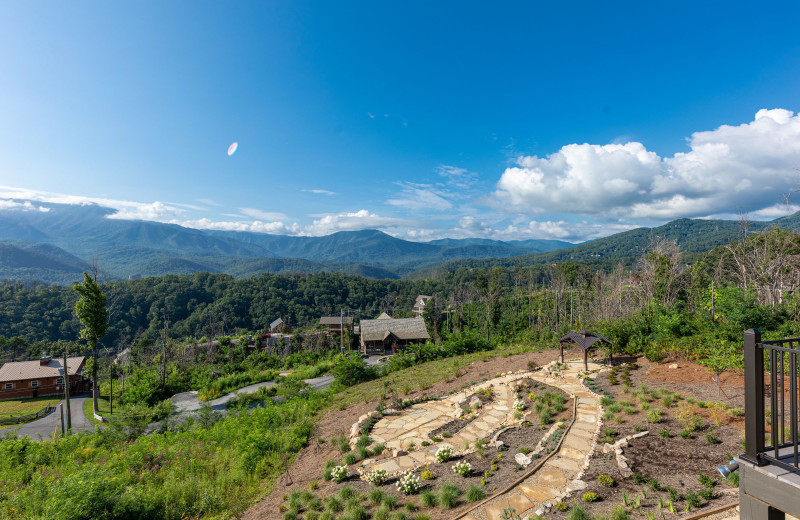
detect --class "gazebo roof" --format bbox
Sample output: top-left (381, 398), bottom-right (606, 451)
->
top-left (558, 330), bottom-right (613, 351)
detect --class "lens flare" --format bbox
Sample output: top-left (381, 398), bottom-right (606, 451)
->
top-left (227, 142), bottom-right (238, 156)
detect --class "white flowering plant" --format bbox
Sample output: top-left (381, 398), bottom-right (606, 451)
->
top-left (435, 445), bottom-right (454, 462)
top-left (513, 400), bottom-right (526, 412)
top-left (396, 471), bottom-right (421, 494)
top-left (366, 468), bottom-right (387, 485)
top-left (330, 465), bottom-right (349, 483)
top-left (452, 460), bottom-right (472, 476)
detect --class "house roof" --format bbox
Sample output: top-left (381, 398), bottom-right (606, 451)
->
top-left (376, 312), bottom-right (393, 320)
top-left (360, 317), bottom-right (430, 342)
top-left (415, 295), bottom-right (432, 306)
top-left (270, 318), bottom-right (283, 329)
top-left (320, 316), bottom-right (354, 325)
top-left (559, 331), bottom-right (613, 350)
top-left (0, 356), bottom-right (86, 383)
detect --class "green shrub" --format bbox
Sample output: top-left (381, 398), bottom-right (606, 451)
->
top-left (568, 505), bottom-right (592, 520)
top-left (421, 490), bottom-right (438, 507)
top-left (582, 492), bottom-right (599, 502)
top-left (437, 483), bottom-right (461, 508)
top-left (598, 474), bottom-right (615, 487)
top-left (465, 485), bottom-right (485, 502)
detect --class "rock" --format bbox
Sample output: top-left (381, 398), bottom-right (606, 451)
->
top-left (568, 479), bottom-right (588, 491)
top-left (392, 449), bottom-right (406, 458)
top-left (632, 431), bottom-right (649, 439)
top-left (602, 443), bottom-right (614, 454)
top-left (669, 363), bottom-right (679, 369)
top-left (515, 452), bottom-right (532, 466)
top-left (495, 440), bottom-right (505, 448)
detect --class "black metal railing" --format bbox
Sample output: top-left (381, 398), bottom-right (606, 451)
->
top-left (743, 329), bottom-right (800, 472)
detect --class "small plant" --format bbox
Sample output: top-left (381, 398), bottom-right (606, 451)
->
top-left (438, 483), bottom-right (461, 508)
top-left (568, 505), bottom-right (592, 520)
top-left (499, 508), bottom-right (523, 520)
top-left (582, 492), bottom-right (599, 502)
top-left (680, 428), bottom-right (693, 439)
top-left (421, 490), bottom-right (437, 507)
top-left (442, 432), bottom-right (452, 438)
top-left (698, 472), bottom-right (716, 489)
top-left (598, 474), bottom-right (616, 487)
top-left (344, 452), bottom-right (358, 465)
top-left (632, 472), bottom-right (647, 485)
top-left (659, 428), bottom-right (670, 438)
top-left (518, 446), bottom-right (532, 455)
top-left (667, 487), bottom-right (679, 502)
top-left (706, 433), bottom-right (721, 444)
top-left (513, 400), bottom-right (526, 412)
top-left (396, 471), bottom-right (421, 494)
top-left (699, 488), bottom-right (713, 500)
top-left (330, 465), bottom-right (349, 483)
top-left (367, 469), bottom-right (388, 485)
top-left (369, 488), bottom-right (386, 505)
top-left (452, 460), bottom-right (472, 476)
top-left (420, 467), bottom-right (435, 480)
top-left (622, 491), bottom-right (630, 507)
top-left (685, 491), bottom-right (702, 510)
top-left (556, 501), bottom-right (569, 512)
top-left (647, 408), bottom-right (662, 423)
top-left (634, 424), bottom-right (645, 432)
top-left (466, 484), bottom-right (485, 502)
top-left (435, 445), bottom-right (454, 462)
top-left (648, 479), bottom-right (663, 492)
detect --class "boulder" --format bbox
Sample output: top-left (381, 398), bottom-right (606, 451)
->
top-left (515, 452), bottom-right (532, 466)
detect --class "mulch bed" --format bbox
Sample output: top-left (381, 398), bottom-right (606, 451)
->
top-left (545, 358), bottom-right (743, 520)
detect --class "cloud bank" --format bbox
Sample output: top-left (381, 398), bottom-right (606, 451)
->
top-left (492, 109), bottom-right (800, 220)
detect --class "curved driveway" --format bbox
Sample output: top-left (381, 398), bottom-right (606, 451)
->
top-left (0, 394), bottom-right (95, 439)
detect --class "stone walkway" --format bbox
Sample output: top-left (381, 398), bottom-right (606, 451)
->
top-left (358, 373), bottom-right (530, 477)
top-left (463, 360), bottom-right (605, 520)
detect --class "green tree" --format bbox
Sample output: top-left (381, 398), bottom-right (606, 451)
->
top-left (73, 272), bottom-right (108, 414)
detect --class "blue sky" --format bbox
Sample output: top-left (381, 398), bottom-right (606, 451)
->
top-left (1, 1), bottom-right (800, 242)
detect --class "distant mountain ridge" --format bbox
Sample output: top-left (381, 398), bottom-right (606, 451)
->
top-left (3, 201), bottom-right (798, 285)
top-left (409, 214), bottom-right (800, 277)
top-left (0, 202), bottom-right (572, 283)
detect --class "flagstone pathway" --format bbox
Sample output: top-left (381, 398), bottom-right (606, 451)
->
top-left (461, 360), bottom-right (606, 520)
top-left (359, 374), bottom-right (522, 477)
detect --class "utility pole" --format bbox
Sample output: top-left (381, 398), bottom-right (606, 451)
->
top-left (63, 349), bottom-right (71, 432)
top-left (340, 308), bottom-right (345, 353)
top-left (162, 317), bottom-right (169, 394)
top-left (59, 404), bottom-right (65, 435)
top-left (109, 362), bottom-right (114, 415)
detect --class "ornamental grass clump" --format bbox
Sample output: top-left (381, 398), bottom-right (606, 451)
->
top-left (396, 471), bottom-right (422, 494)
top-left (367, 469), bottom-right (388, 486)
top-left (452, 460), bottom-right (472, 477)
top-left (435, 445), bottom-right (454, 463)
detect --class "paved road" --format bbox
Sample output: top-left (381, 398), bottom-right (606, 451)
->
top-left (0, 394), bottom-right (95, 439)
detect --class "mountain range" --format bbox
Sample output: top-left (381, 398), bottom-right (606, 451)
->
top-left (1, 201), bottom-right (799, 285)
top-left (0, 202), bottom-right (571, 284)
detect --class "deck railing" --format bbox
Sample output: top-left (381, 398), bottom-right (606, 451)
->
top-left (743, 329), bottom-right (800, 472)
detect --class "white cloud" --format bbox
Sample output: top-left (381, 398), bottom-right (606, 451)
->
top-left (239, 208), bottom-right (289, 221)
top-left (0, 199), bottom-right (50, 212)
top-left (387, 183), bottom-right (453, 211)
top-left (0, 186), bottom-right (182, 220)
top-left (304, 189), bottom-right (336, 195)
top-left (492, 109), bottom-right (800, 220)
top-left (304, 209), bottom-right (420, 235)
top-left (175, 218), bottom-right (301, 235)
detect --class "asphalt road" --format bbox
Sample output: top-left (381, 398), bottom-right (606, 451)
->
top-left (0, 394), bottom-right (95, 439)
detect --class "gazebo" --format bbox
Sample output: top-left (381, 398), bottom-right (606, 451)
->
top-left (559, 330), bottom-right (613, 371)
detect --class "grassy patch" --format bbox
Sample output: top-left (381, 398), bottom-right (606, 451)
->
top-left (0, 395), bottom-right (60, 421)
top-left (328, 344), bottom-right (540, 411)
